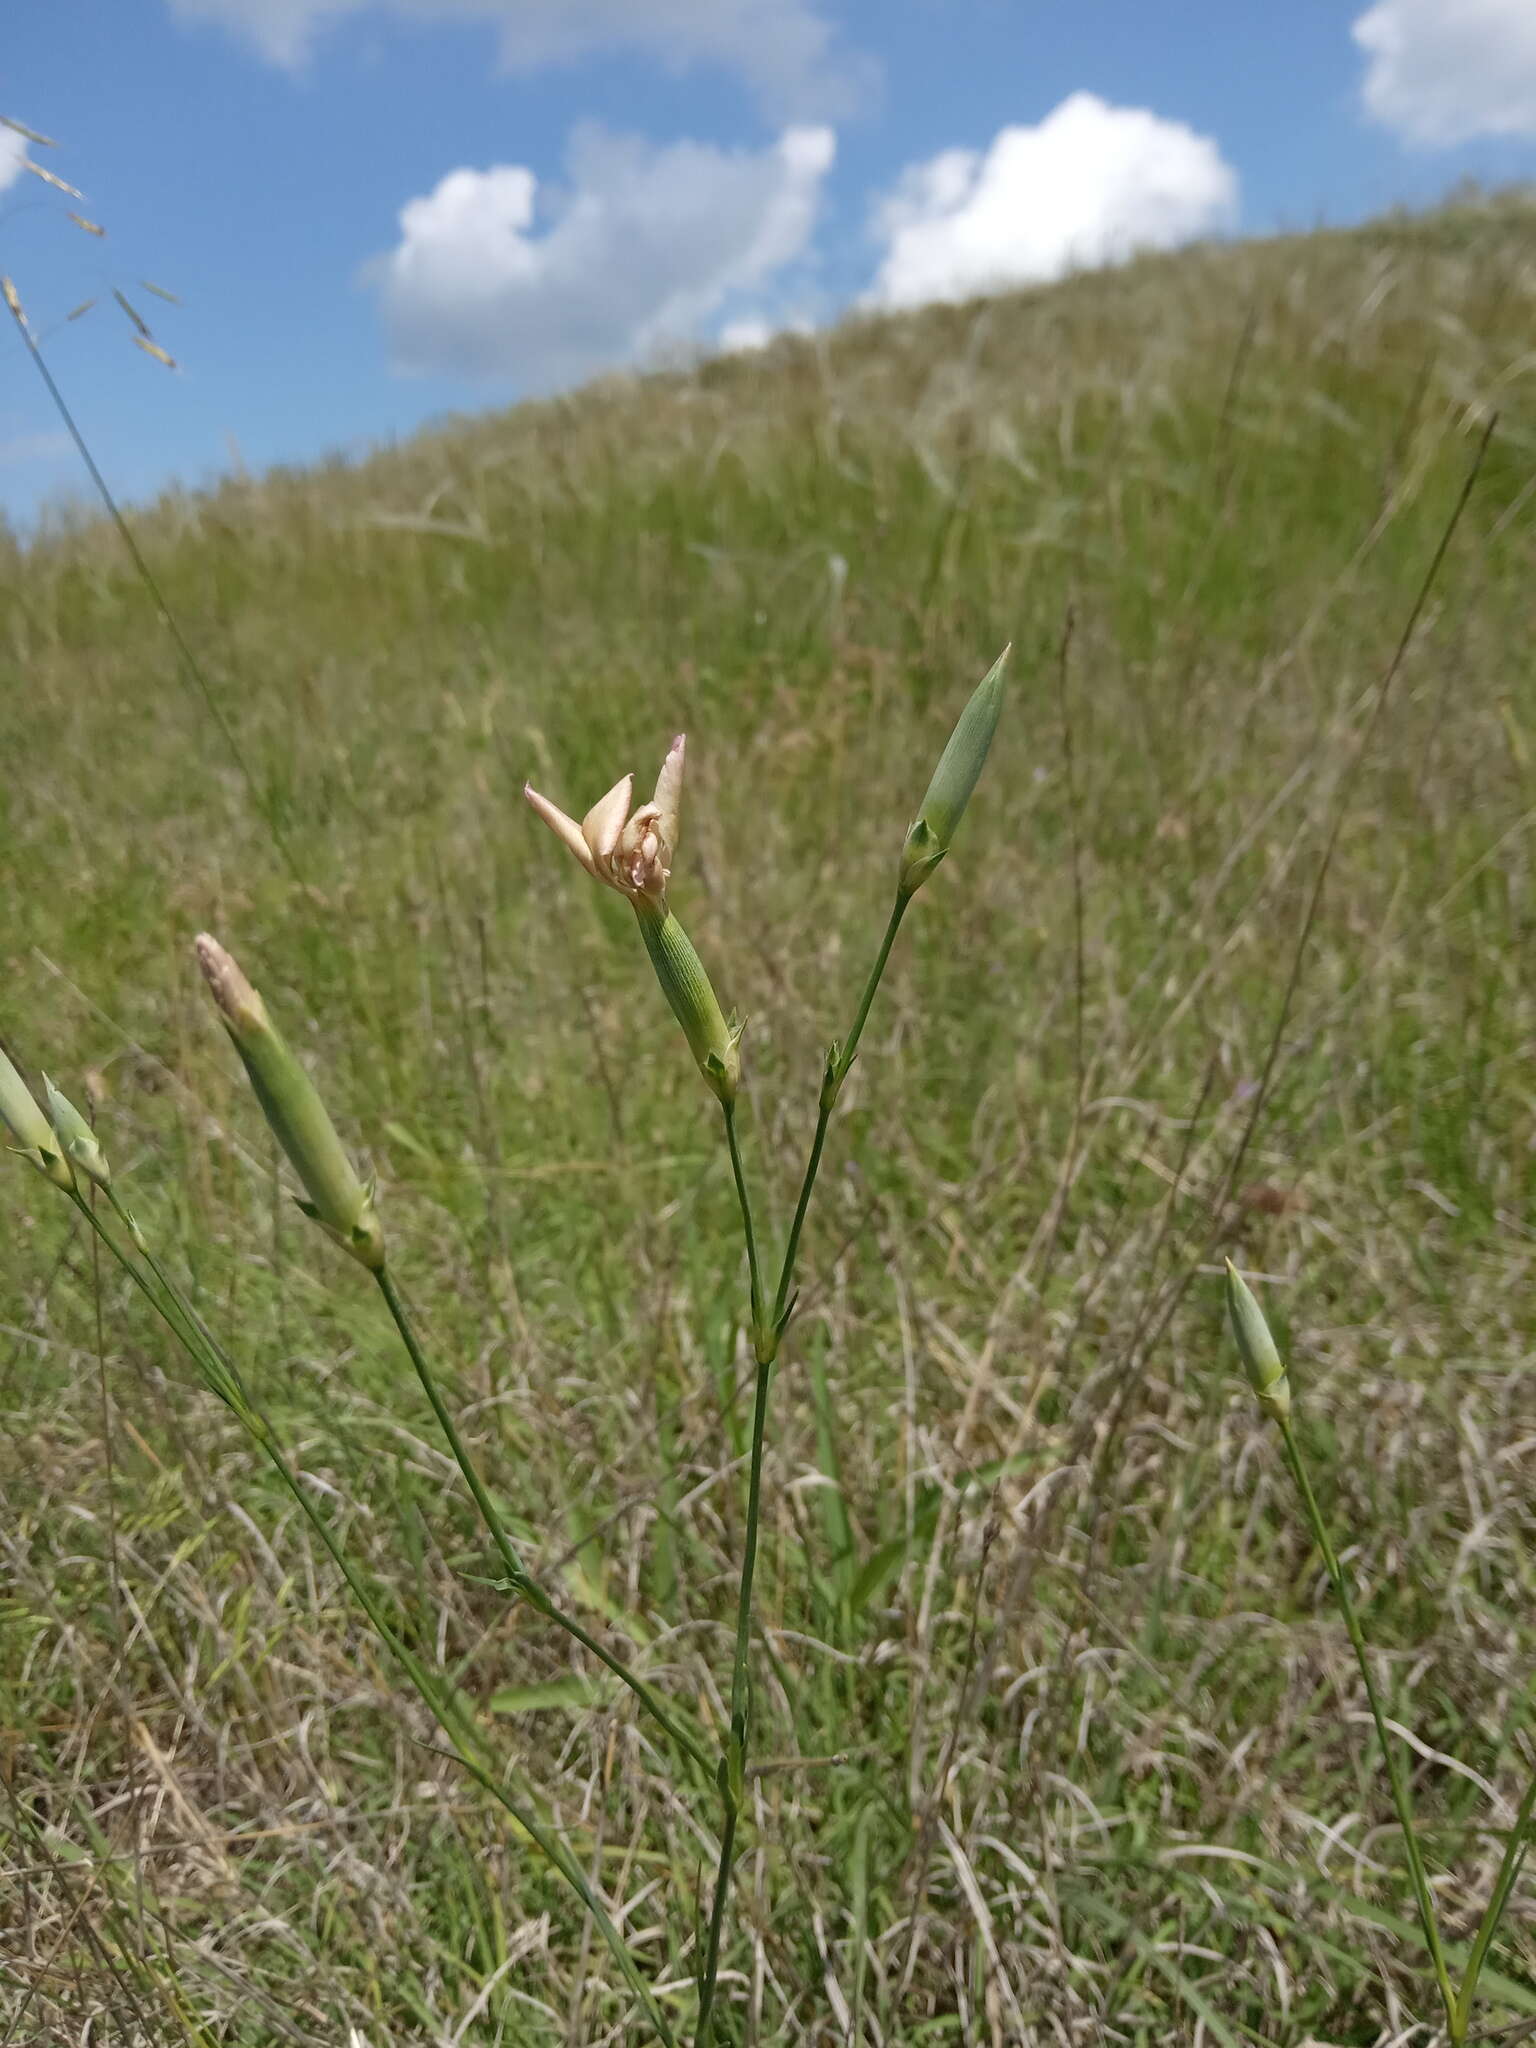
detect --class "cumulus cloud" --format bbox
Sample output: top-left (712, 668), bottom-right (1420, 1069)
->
top-left (166, 0), bottom-right (872, 118)
top-left (717, 310), bottom-right (815, 352)
top-left (866, 92), bottom-right (1237, 312)
top-left (719, 317), bottom-right (774, 353)
top-left (1353, 0), bottom-right (1536, 145)
top-left (374, 124), bottom-right (835, 383)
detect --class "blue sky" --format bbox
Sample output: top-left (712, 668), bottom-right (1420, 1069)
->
top-left (4, 0), bottom-right (1536, 525)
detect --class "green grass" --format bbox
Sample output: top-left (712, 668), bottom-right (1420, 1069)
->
top-left (5, 195), bottom-right (1536, 2044)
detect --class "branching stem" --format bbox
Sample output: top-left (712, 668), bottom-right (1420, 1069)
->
top-left (695, 888), bottom-right (912, 2044)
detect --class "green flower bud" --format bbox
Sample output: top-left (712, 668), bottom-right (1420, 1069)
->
top-left (631, 897), bottom-right (742, 1105)
top-left (899, 646), bottom-right (1009, 897)
top-left (1224, 1258), bottom-right (1291, 1422)
top-left (43, 1075), bottom-right (111, 1189)
top-left (196, 935), bottom-right (385, 1270)
top-left (0, 1046), bottom-right (73, 1189)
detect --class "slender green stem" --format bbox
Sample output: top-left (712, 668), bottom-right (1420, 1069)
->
top-left (692, 1799), bottom-right (738, 2047)
top-left (377, 1266), bottom-right (530, 1583)
top-left (694, 1100), bottom-right (771, 2044)
top-left (374, 1265), bottom-right (711, 1776)
top-left (694, 1349), bottom-right (773, 2047)
top-left (729, 1357), bottom-right (776, 1738)
top-left (722, 1100), bottom-right (765, 1340)
top-left (773, 891), bottom-right (909, 1328)
top-left (1452, 1764), bottom-right (1536, 2041)
top-left (1279, 1417), bottom-right (1456, 2029)
top-left (841, 893), bottom-right (911, 1083)
top-left (695, 893), bottom-right (912, 2045)
top-left (69, 1198), bottom-right (676, 2045)
top-left (772, 1105), bottom-right (832, 1332)
top-left (77, 1191), bottom-right (230, 1400)
top-left (102, 1188), bottom-right (246, 1398)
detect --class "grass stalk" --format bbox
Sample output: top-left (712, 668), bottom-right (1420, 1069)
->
top-left (1278, 1414), bottom-right (1457, 2030)
top-left (2, 301), bottom-right (302, 886)
top-left (1451, 1765), bottom-right (1536, 2041)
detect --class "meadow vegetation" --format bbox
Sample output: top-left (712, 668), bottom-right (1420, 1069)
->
top-left (3, 196), bottom-right (1536, 2044)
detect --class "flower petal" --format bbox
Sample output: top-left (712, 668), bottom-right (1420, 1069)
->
top-left (582, 774), bottom-right (634, 864)
top-left (524, 783), bottom-right (599, 877)
top-left (652, 734), bottom-right (685, 862)
top-left (618, 801), bottom-right (659, 861)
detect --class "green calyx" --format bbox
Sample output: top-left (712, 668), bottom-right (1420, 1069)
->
top-left (197, 935), bottom-right (385, 1271)
top-left (233, 1026), bottom-right (385, 1269)
top-left (43, 1075), bottom-right (111, 1190)
top-left (632, 896), bottom-right (742, 1105)
top-left (0, 1046), bottom-right (74, 1190)
top-left (1224, 1259), bottom-right (1292, 1422)
top-left (899, 646), bottom-right (1009, 897)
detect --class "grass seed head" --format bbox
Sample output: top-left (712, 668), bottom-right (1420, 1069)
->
top-left (42, 1075), bottom-right (111, 1189)
top-left (899, 647), bottom-right (1009, 897)
top-left (133, 336), bottom-right (178, 371)
top-left (195, 934), bottom-right (385, 1270)
top-left (0, 1046), bottom-right (74, 1189)
top-left (1, 115), bottom-right (59, 148)
top-left (1224, 1258), bottom-right (1291, 1421)
top-left (21, 159), bottom-right (83, 199)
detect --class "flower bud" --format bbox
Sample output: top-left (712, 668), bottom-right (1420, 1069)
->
top-left (195, 934), bottom-right (385, 1270)
top-left (43, 1075), bottom-right (111, 1189)
top-left (1224, 1259), bottom-right (1291, 1422)
top-left (631, 898), bottom-right (742, 1105)
top-left (899, 646), bottom-right (1009, 896)
top-left (0, 1046), bottom-right (73, 1189)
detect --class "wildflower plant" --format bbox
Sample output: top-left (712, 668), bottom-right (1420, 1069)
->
top-left (524, 654), bottom-right (1009, 2037)
top-left (5, 652), bottom-right (1008, 2045)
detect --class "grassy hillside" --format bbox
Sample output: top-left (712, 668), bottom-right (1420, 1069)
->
top-left (5, 199), bottom-right (1536, 2045)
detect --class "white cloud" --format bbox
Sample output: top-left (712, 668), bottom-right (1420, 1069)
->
top-left (1353, 0), bottom-right (1536, 145)
top-left (719, 317), bottom-right (774, 353)
top-left (166, 0), bottom-right (872, 117)
top-left (0, 126), bottom-right (28, 193)
top-left (374, 124), bottom-right (835, 383)
top-left (717, 310), bottom-right (814, 352)
top-left (866, 92), bottom-right (1237, 312)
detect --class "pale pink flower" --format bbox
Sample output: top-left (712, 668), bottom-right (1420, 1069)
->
top-left (524, 734), bottom-right (685, 905)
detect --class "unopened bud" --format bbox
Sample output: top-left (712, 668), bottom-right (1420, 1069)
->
top-left (0, 1047), bottom-right (73, 1189)
top-left (1224, 1259), bottom-right (1291, 1422)
top-left (43, 1076), bottom-right (111, 1189)
top-left (195, 934), bottom-right (385, 1270)
top-left (899, 646), bottom-right (1009, 896)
